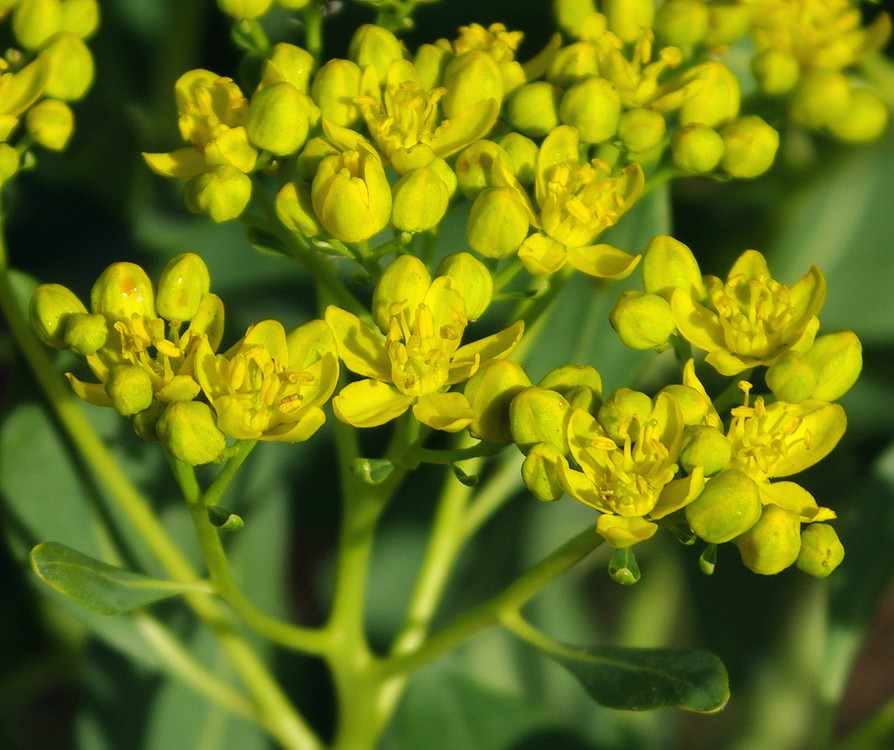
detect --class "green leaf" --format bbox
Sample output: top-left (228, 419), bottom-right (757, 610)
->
top-left (544, 643), bottom-right (729, 713)
top-left (30, 542), bottom-right (206, 615)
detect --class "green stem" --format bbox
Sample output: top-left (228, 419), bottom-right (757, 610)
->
top-left (303, 1), bottom-right (324, 62)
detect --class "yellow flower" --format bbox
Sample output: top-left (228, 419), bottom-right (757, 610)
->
top-left (672, 248), bottom-right (826, 376)
top-left (0, 56), bottom-right (47, 140)
top-left (517, 124), bottom-right (643, 277)
top-left (195, 319), bottom-right (339, 442)
top-left (325, 255), bottom-right (523, 430)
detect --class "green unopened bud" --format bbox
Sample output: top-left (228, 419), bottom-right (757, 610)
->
top-left (465, 360), bottom-right (532, 443)
top-left (106, 364), bottom-right (154, 416)
top-left (803, 331), bottom-right (862, 402)
top-left (217, 0), bottom-right (272, 19)
top-left (610, 290), bottom-right (675, 350)
top-left (91, 262), bottom-right (155, 320)
top-left (559, 77), bottom-right (621, 144)
top-left (25, 99), bottom-right (74, 151)
top-left (510, 386), bottom-right (572, 454)
top-left (720, 116), bottom-right (779, 178)
top-left (466, 187), bottom-right (529, 258)
top-left (295, 137), bottom-right (339, 181)
top-left (437, 252), bottom-right (493, 320)
top-left (413, 43), bottom-right (451, 91)
top-left (13, 0), bottom-right (63, 50)
top-left (498, 132), bottom-right (538, 184)
top-left (766, 352), bottom-right (817, 403)
top-left (672, 122), bottom-right (724, 173)
top-left (751, 50), bottom-right (799, 96)
top-left (655, 0), bottom-right (709, 47)
top-left (661, 384), bottom-right (709, 426)
top-left (827, 88), bottom-right (889, 143)
top-left (157, 401), bottom-right (227, 466)
top-left (30, 283), bottom-right (88, 348)
top-left (60, 0), bottom-right (99, 38)
top-left (505, 82), bottom-right (561, 138)
top-left (311, 149), bottom-right (392, 243)
top-left (455, 140), bottom-right (514, 199)
top-left (554, 0), bottom-right (597, 37)
top-left (737, 504), bottom-right (801, 575)
top-left (703, 3), bottom-right (751, 47)
top-left (789, 69), bottom-right (850, 129)
top-left (603, 0), bottom-right (654, 44)
top-left (248, 83), bottom-right (313, 156)
top-left (796, 523), bottom-right (844, 578)
top-left (522, 443), bottom-right (566, 501)
top-left (275, 180), bottom-right (323, 237)
top-left (372, 254), bottom-right (430, 331)
top-left (685, 469), bottom-right (762, 544)
top-left (311, 59), bottom-right (363, 128)
top-left (349, 24), bottom-right (404, 81)
top-left (62, 312), bottom-right (107, 355)
top-left (42, 33), bottom-right (95, 101)
top-left (538, 364), bottom-right (603, 413)
top-left (0, 143), bottom-right (20, 185)
top-left (441, 50), bottom-right (504, 118)
top-left (276, 0), bottom-right (310, 9)
top-left (156, 252), bottom-right (211, 323)
top-left (617, 108), bottom-right (666, 154)
top-left (678, 61), bottom-right (740, 128)
top-left (262, 43), bottom-right (315, 93)
top-left (547, 42), bottom-right (600, 89)
top-left (597, 388), bottom-right (652, 443)
top-left (642, 234), bottom-right (703, 300)
top-left (680, 425), bottom-right (732, 476)
top-left (391, 164), bottom-right (450, 233)
top-left (184, 165), bottom-right (252, 223)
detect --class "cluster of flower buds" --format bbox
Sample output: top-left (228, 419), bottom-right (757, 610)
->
top-left (0, 0), bottom-right (98, 182)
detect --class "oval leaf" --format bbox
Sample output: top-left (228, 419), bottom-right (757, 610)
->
top-left (30, 542), bottom-right (206, 615)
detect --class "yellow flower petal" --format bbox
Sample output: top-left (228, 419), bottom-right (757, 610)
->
top-left (759, 480), bottom-right (836, 522)
top-left (566, 243), bottom-right (641, 279)
top-left (518, 233), bottom-right (567, 275)
top-left (671, 288), bottom-right (727, 355)
top-left (143, 148), bottom-right (208, 178)
top-left (595, 515), bottom-right (659, 548)
top-left (413, 392), bottom-right (475, 431)
top-left (332, 379), bottom-right (412, 427)
top-left (449, 320), bottom-right (524, 383)
top-left (325, 306), bottom-right (390, 380)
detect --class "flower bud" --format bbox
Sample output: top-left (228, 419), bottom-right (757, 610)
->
top-left (391, 165), bottom-right (450, 233)
top-left (803, 331), bottom-right (862, 402)
top-left (610, 290), bottom-right (675, 350)
top-left (157, 401), bottom-right (227, 466)
top-left (510, 386), bottom-right (572, 454)
top-left (678, 61), bottom-right (740, 128)
top-left (655, 0), bottom-right (709, 47)
top-left (751, 50), bottom-right (799, 96)
top-left (25, 99), bottom-right (75, 151)
top-left (498, 132), bottom-right (538, 185)
top-left (703, 3), bottom-right (751, 47)
top-left (295, 136), bottom-right (339, 181)
top-left (827, 88), bottom-right (889, 144)
top-left (156, 253), bottom-right (211, 323)
top-left (189, 293), bottom-right (226, 351)
top-left (13, 0), bottom-right (63, 50)
top-left (522, 443), bottom-right (566, 501)
top-left (505, 82), bottom-right (561, 138)
top-left (30, 283), bottom-right (88, 348)
top-left (789, 69), bottom-right (850, 130)
top-left (455, 140), bottom-right (513, 199)
top-left (262, 43), bottom-right (315, 93)
top-left (248, 83), bottom-right (313, 156)
top-left (680, 425), bottom-right (732, 476)
top-left (106, 364), bottom-right (154, 416)
top-left (671, 123), bottom-right (724, 173)
top-left (720, 116), bottom-right (779, 179)
top-left (660, 384), bottom-right (709, 426)
top-left (0, 144), bottom-right (20, 185)
top-left (554, 0), bottom-right (597, 37)
top-left (91, 262), bottom-right (155, 320)
top-left (62, 312), bottom-right (107, 355)
top-left (617, 108), bottom-right (666, 154)
top-left (275, 180), bottom-right (323, 237)
top-left (349, 24), bottom-right (404, 81)
top-left (413, 43), bottom-right (451, 91)
top-left (796, 523), bottom-right (845, 578)
top-left (538, 364), bottom-right (603, 413)
top-left (597, 388), bottom-right (652, 443)
top-left (184, 165), bottom-right (253, 223)
top-left (441, 50), bottom-right (504, 119)
top-left (685, 469), bottom-right (762, 544)
top-left (372, 254), bottom-right (431, 331)
top-left (737, 505), bottom-right (802, 575)
top-left (603, 0), bottom-right (654, 44)
top-left (559, 77), bottom-right (621, 144)
top-left (41, 33), bottom-right (95, 101)
top-left (217, 0), bottom-right (272, 20)
top-left (465, 360), bottom-right (532, 443)
top-left (547, 42), bottom-right (599, 89)
top-left (60, 0), bottom-right (99, 38)
top-left (466, 187), bottom-right (529, 258)
top-left (311, 149), bottom-right (392, 243)
top-left (642, 234), bottom-right (703, 300)
top-left (311, 59), bottom-right (363, 128)
top-left (436, 252), bottom-right (493, 320)
top-left (766, 351), bottom-right (817, 403)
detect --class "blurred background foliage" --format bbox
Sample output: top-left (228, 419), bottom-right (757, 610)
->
top-left (2, 1), bottom-right (894, 748)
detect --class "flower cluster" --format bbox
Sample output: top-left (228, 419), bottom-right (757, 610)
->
top-left (0, 0), bottom-right (99, 181)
